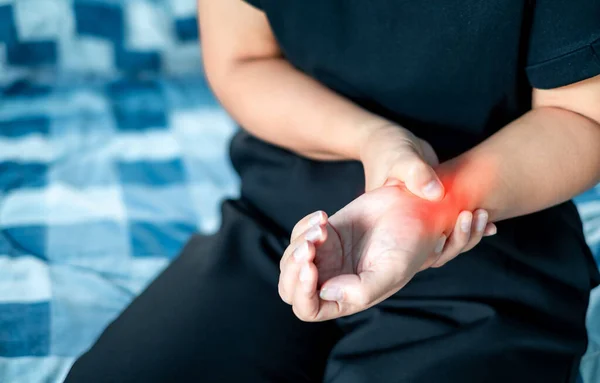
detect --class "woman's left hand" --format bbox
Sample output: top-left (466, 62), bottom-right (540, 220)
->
top-left (278, 185), bottom-right (496, 322)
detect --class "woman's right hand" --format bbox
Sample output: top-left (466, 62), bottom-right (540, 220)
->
top-left (359, 122), bottom-right (497, 264)
top-left (360, 122), bottom-right (444, 196)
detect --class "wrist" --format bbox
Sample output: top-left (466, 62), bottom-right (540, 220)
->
top-left (429, 187), bottom-right (464, 235)
top-left (435, 152), bottom-right (500, 225)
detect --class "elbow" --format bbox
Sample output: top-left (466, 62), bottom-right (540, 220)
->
top-left (202, 52), bottom-right (232, 101)
top-left (202, 52), bottom-right (266, 105)
top-left (532, 75), bottom-right (600, 127)
top-left (532, 105), bottom-right (600, 133)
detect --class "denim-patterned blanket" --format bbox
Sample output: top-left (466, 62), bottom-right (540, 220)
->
top-left (0, 75), bottom-right (239, 382)
top-left (0, 0), bottom-right (599, 382)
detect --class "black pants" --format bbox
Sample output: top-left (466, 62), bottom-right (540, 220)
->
top-left (66, 199), bottom-right (596, 383)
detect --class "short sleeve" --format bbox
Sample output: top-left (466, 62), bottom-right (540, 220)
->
top-left (526, 0), bottom-right (600, 89)
top-left (243, 0), bottom-right (262, 10)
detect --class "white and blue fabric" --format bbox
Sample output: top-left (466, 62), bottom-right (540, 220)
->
top-left (0, 74), bottom-right (239, 382)
top-left (1, 0), bottom-right (201, 79)
top-left (0, 1), bottom-right (599, 382)
top-left (576, 188), bottom-right (600, 383)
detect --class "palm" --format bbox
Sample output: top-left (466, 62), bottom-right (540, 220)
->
top-left (315, 186), bottom-right (441, 288)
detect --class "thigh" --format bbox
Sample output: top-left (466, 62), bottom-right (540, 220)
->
top-left (65, 200), bottom-right (340, 383)
top-left (326, 214), bottom-right (595, 383)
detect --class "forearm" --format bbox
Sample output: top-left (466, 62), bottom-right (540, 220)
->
top-left (437, 107), bottom-right (600, 226)
top-left (208, 58), bottom-right (388, 161)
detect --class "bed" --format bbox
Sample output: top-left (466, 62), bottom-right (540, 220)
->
top-left (0, 1), bottom-right (598, 382)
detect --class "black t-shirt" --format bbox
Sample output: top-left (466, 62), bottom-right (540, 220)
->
top-left (231, 0), bottom-right (600, 253)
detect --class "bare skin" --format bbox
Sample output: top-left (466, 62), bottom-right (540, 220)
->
top-left (279, 186), bottom-right (475, 322)
top-left (199, 0), bottom-right (600, 321)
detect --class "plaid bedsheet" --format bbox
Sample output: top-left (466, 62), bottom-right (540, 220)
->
top-left (0, 0), bottom-right (599, 381)
top-left (0, 74), bottom-right (239, 382)
top-left (576, 188), bottom-right (600, 383)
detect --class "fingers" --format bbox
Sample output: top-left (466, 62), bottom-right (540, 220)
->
top-left (279, 240), bottom-right (322, 304)
top-left (312, 267), bottom-right (409, 321)
top-left (431, 211), bottom-right (472, 268)
top-left (390, 154), bottom-right (444, 201)
top-left (280, 216), bottom-right (326, 271)
top-left (431, 209), bottom-right (496, 268)
top-left (290, 211), bottom-right (327, 243)
top-left (291, 262), bottom-right (326, 321)
top-left (462, 209), bottom-right (489, 252)
top-left (484, 223), bottom-right (497, 236)
top-left (419, 234), bottom-right (448, 271)
top-left (279, 219), bottom-right (327, 305)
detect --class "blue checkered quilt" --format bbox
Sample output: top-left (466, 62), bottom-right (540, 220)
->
top-left (0, 1), bottom-right (599, 382)
top-left (0, 74), bottom-right (240, 382)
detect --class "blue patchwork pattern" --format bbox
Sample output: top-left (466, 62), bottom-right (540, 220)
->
top-left (6, 41), bottom-right (57, 66)
top-left (129, 221), bottom-right (197, 259)
top-left (0, 303), bottom-right (50, 358)
top-left (74, 3), bottom-right (125, 41)
top-left (0, 1), bottom-right (599, 382)
top-left (0, 5), bottom-right (17, 43)
top-left (108, 79), bottom-right (169, 130)
top-left (0, 116), bottom-right (50, 137)
top-left (115, 49), bottom-right (161, 73)
top-left (0, 0), bottom-right (202, 78)
top-left (175, 17), bottom-right (199, 42)
top-left (577, 186), bottom-right (600, 381)
top-left (3, 226), bottom-right (48, 260)
top-left (576, 186), bottom-right (600, 261)
top-left (1, 81), bottom-right (52, 98)
top-left (117, 159), bottom-right (187, 186)
top-left (0, 74), bottom-right (239, 382)
top-left (0, 162), bottom-right (48, 190)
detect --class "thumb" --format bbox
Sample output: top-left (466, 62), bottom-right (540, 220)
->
top-left (390, 154), bottom-right (444, 201)
top-left (319, 268), bottom-right (407, 312)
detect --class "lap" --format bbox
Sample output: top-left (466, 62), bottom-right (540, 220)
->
top-left (66, 200), bottom-right (592, 383)
top-left (328, 207), bottom-right (594, 382)
top-left (328, 251), bottom-right (586, 382)
top-left (66, 200), bottom-right (340, 382)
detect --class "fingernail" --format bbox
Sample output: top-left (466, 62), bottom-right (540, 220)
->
top-left (305, 226), bottom-right (322, 242)
top-left (293, 242), bottom-right (309, 262)
top-left (422, 180), bottom-right (443, 200)
top-left (320, 287), bottom-right (344, 302)
top-left (299, 264), bottom-right (311, 283)
top-left (461, 214), bottom-right (472, 233)
top-left (485, 225), bottom-right (498, 236)
top-left (435, 235), bottom-right (447, 254)
top-left (476, 212), bottom-right (488, 232)
top-left (308, 211), bottom-right (324, 226)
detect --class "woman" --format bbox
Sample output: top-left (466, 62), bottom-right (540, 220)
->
top-left (66, 0), bottom-right (600, 382)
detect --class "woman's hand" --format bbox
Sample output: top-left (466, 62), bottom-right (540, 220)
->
top-left (360, 123), bottom-right (444, 196)
top-left (360, 123), bottom-right (496, 261)
top-left (278, 185), bottom-right (495, 322)
top-left (381, 178), bottom-right (496, 268)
